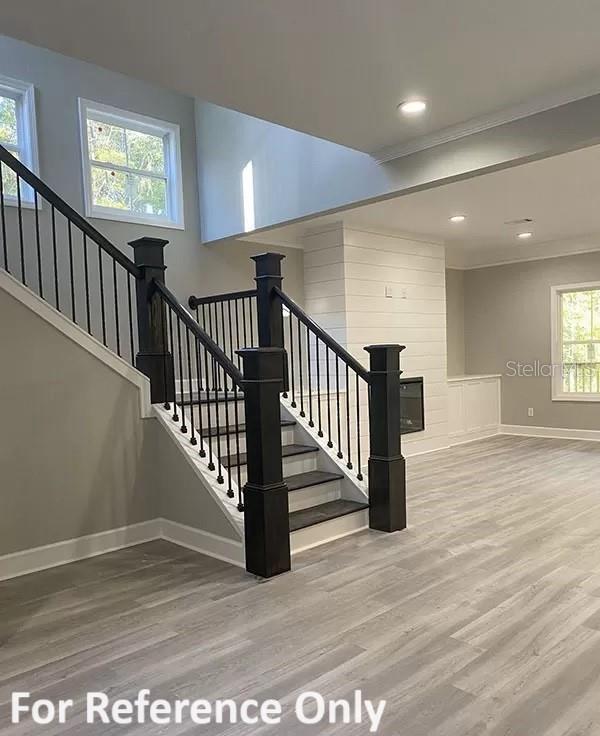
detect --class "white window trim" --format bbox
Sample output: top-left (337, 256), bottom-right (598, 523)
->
top-left (0, 74), bottom-right (39, 207)
top-left (551, 281), bottom-right (600, 402)
top-left (78, 98), bottom-right (184, 230)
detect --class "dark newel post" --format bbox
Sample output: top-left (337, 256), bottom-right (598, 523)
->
top-left (238, 347), bottom-right (291, 578)
top-left (365, 344), bottom-right (406, 532)
top-left (130, 237), bottom-right (174, 404)
top-left (252, 252), bottom-right (289, 392)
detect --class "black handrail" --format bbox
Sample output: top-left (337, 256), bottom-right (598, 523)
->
top-left (189, 288), bottom-right (257, 308)
top-left (153, 279), bottom-right (243, 386)
top-left (274, 286), bottom-right (370, 383)
top-left (0, 145), bottom-right (141, 279)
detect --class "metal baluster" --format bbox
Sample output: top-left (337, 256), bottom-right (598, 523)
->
top-left (282, 309), bottom-right (288, 399)
top-left (16, 174), bottom-right (25, 284)
top-left (223, 370), bottom-right (233, 496)
top-left (356, 373), bottom-right (363, 480)
top-left (316, 336), bottom-right (323, 437)
top-left (242, 297), bottom-right (248, 348)
top-left (176, 315), bottom-right (187, 433)
top-left (127, 273), bottom-right (135, 366)
top-left (98, 244), bottom-right (106, 345)
top-left (83, 234), bottom-right (91, 334)
top-left (234, 298), bottom-right (241, 368)
top-left (201, 303), bottom-right (207, 332)
top-left (160, 293), bottom-right (170, 410)
top-left (346, 363), bottom-right (352, 470)
top-left (307, 324), bottom-right (314, 426)
top-left (298, 316), bottom-right (305, 417)
top-left (213, 356), bottom-right (223, 483)
top-left (289, 310), bottom-right (296, 407)
top-left (185, 327), bottom-right (196, 445)
top-left (194, 339), bottom-right (205, 457)
top-left (113, 260), bottom-right (120, 356)
top-left (51, 205), bottom-right (59, 309)
top-left (202, 345), bottom-right (215, 470)
top-left (0, 163), bottom-right (8, 272)
top-left (35, 192), bottom-right (42, 297)
top-left (248, 296), bottom-right (255, 345)
top-left (220, 300), bottom-right (227, 356)
top-left (233, 381), bottom-right (243, 511)
top-left (326, 346), bottom-right (332, 447)
top-left (68, 221), bottom-right (75, 321)
top-left (227, 300), bottom-right (234, 363)
top-left (336, 355), bottom-right (343, 459)
top-left (168, 308), bottom-right (179, 422)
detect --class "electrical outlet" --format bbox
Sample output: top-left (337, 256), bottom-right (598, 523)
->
top-left (528, 408), bottom-right (534, 417)
top-left (384, 285), bottom-right (393, 298)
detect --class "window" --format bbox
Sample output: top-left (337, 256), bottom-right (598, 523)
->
top-left (79, 99), bottom-right (184, 229)
top-left (551, 283), bottom-right (600, 401)
top-left (0, 74), bottom-right (38, 204)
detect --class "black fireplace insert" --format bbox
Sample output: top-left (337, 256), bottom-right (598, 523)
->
top-left (400, 376), bottom-right (424, 435)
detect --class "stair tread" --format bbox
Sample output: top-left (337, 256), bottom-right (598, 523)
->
top-left (289, 499), bottom-right (369, 532)
top-left (201, 419), bottom-right (295, 438)
top-left (223, 444), bottom-right (318, 469)
top-left (285, 470), bottom-right (344, 492)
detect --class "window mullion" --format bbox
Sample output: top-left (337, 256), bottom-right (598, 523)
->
top-left (89, 159), bottom-right (167, 182)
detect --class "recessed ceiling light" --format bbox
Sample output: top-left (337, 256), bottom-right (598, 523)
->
top-left (517, 232), bottom-right (533, 239)
top-left (398, 99), bottom-right (427, 116)
top-left (449, 215), bottom-right (466, 223)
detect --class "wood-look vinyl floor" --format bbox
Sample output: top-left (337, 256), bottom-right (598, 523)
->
top-left (3, 436), bottom-right (600, 734)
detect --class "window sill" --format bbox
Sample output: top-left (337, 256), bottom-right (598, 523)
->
top-left (86, 206), bottom-right (185, 231)
top-left (552, 393), bottom-right (600, 403)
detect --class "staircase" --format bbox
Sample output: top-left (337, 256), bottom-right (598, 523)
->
top-left (0, 143), bottom-right (407, 580)
top-left (168, 388), bottom-right (370, 553)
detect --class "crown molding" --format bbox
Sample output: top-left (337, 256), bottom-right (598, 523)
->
top-left (374, 79), bottom-right (600, 163)
top-left (450, 236), bottom-right (600, 270)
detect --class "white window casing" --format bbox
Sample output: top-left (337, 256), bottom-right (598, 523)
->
top-left (78, 99), bottom-right (184, 229)
top-left (551, 281), bottom-right (600, 402)
top-left (0, 74), bottom-right (39, 206)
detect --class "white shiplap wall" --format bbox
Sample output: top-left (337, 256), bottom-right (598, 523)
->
top-left (304, 223), bottom-right (448, 457)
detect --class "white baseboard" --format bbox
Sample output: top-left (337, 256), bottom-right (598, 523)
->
top-left (0, 518), bottom-right (245, 581)
top-left (449, 427), bottom-right (500, 447)
top-left (500, 424), bottom-right (600, 442)
top-left (159, 519), bottom-right (244, 568)
top-left (0, 520), bottom-right (160, 582)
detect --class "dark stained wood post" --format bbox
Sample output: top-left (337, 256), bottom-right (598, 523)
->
top-left (238, 346), bottom-right (291, 578)
top-left (365, 344), bottom-right (407, 532)
top-left (252, 252), bottom-right (289, 392)
top-left (130, 237), bottom-right (174, 404)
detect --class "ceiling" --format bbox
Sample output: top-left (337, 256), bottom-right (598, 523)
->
top-left (250, 143), bottom-right (600, 265)
top-left (2, 1), bottom-right (600, 153)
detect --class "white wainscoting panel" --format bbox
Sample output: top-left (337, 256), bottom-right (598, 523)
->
top-left (448, 375), bottom-right (501, 444)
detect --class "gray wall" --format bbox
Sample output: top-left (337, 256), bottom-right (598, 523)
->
top-left (0, 286), bottom-right (155, 555)
top-left (0, 284), bottom-right (241, 556)
top-left (197, 95), bottom-right (600, 244)
top-left (0, 34), bottom-right (304, 308)
top-left (446, 268), bottom-right (465, 376)
top-left (464, 251), bottom-right (600, 429)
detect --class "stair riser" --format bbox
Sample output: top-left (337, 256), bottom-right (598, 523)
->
top-left (208, 427), bottom-right (295, 456)
top-left (290, 509), bottom-right (369, 554)
top-left (288, 480), bottom-right (342, 513)
top-left (235, 453), bottom-right (318, 488)
top-left (197, 402), bottom-right (246, 429)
